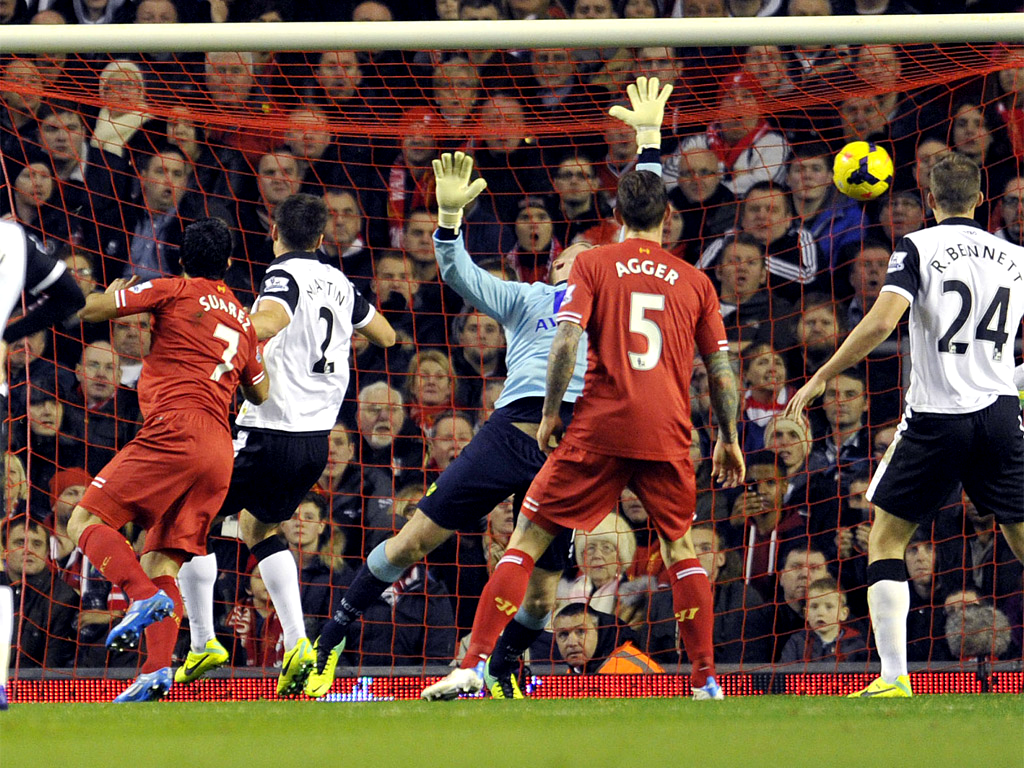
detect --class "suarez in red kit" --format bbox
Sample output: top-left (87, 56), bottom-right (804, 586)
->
top-left (66, 218), bottom-right (270, 702)
top-left (456, 77), bottom-right (746, 701)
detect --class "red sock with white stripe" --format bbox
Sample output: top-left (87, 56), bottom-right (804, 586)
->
top-left (669, 558), bottom-right (716, 688)
top-left (460, 549), bottom-right (535, 670)
top-left (78, 524), bottom-right (157, 602)
top-left (141, 575), bottom-right (183, 674)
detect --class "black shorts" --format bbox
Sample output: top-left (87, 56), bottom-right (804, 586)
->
top-left (417, 408), bottom-right (573, 572)
top-left (868, 396), bottom-right (1024, 526)
top-left (222, 427), bottom-right (329, 525)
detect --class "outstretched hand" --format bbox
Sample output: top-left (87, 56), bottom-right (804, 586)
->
top-left (711, 437), bottom-right (745, 489)
top-left (783, 374), bottom-right (826, 421)
top-left (105, 275), bottom-right (140, 295)
top-left (608, 75), bottom-right (673, 149)
top-left (431, 151), bottom-right (488, 232)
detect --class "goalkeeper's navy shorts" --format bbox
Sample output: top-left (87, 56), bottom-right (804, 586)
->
top-left (417, 405), bottom-right (573, 572)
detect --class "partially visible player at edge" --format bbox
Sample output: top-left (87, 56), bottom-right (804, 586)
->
top-left (0, 205), bottom-right (85, 712)
top-left (174, 194), bottom-right (395, 696)
top-left (306, 172), bottom-right (591, 698)
top-left (786, 152), bottom-right (1024, 699)
top-left (66, 218), bottom-right (269, 702)
top-left (455, 77), bottom-right (746, 700)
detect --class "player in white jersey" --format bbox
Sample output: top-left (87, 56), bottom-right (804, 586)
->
top-left (173, 194), bottom-right (395, 695)
top-left (787, 154), bottom-right (1024, 699)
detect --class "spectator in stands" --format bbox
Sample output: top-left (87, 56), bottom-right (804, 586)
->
top-left (110, 313), bottom-right (150, 388)
top-left (355, 380), bottom-right (424, 492)
top-left (236, 149), bottom-right (303, 294)
top-left (64, 340), bottom-right (140, 476)
top-left (785, 293), bottom-right (846, 383)
top-left (717, 234), bottom-right (792, 350)
top-left (474, 96), bottom-right (551, 226)
top-left (780, 575), bottom-right (868, 664)
top-left (788, 142), bottom-right (866, 275)
top-left (368, 250), bottom-right (439, 351)
top-left (913, 135), bottom-right (950, 215)
top-left (741, 342), bottom-right (795, 452)
top-left (227, 564), bottom-right (284, 668)
top-left (280, 494), bottom-right (327, 582)
top-left (558, 511), bottom-right (637, 616)
top-left (700, 182), bottom-right (819, 302)
top-left (871, 422), bottom-right (898, 464)
top-left (659, 203), bottom-right (687, 261)
top-left (771, 544), bottom-right (829, 660)
top-left (764, 413), bottom-right (828, 508)
top-left (952, 494), bottom-right (1024, 609)
top-left (13, 376), bottom-right (84, 510)
top-left (0, 58), bottom-right (42, 158)
top-left (811, 368), bottom-right (871, 476)
top-left (476, 378), bottom-right (505, 428)
top-left (430, 55), bottom-right (481, 129)
top-left (508, 0), bottom-right (565, 18)
top-left (451, 309), bottom-right (507, 410)
top-left (690, 354), bottom-right (712, 429)
top-left (905, 530), bottom-right (953, 663)
top-left (91, 60), bottom-right (150, 160)
top-left (114, 145), bottom-right (191, 281)
top-left (989, 44), bottom-right (1024, 158)
top-left (36, 101), bottom-right (131, 280)
top-left (46, 467), bottom-right (95, 595)
top-left (308, 49), bottom-right (377, 121)
top-left (829, 472), bottom-right (872, 616)
top-left (201, 51), bottom-right (278, 159)
top-left (320, 188), bottom-right (373, 291)
top-left (64, 250), bottom-right (99, 300)
top-left (423, 411), bottom-right (475, 481)
top-left (666, 147), bottom-right (736, 265)
top-left (732, 452), bottom-right (809, 597)
top-left (349, 556), bottom-right (457, 668)
top-left (403, 349), bottom-right (460, 431)
top-left (666, 71), bottom-right (789, 197)
top-left (690, 521), bottom-right (773, 663)
top-left (0, 152), bottom-right (76, 257)
top-left (548, 602), bottom-right (651, 674)
top-left (994, 173), bottom-right (1023, 246)
top-left (507, 196), bottom-right (561, 283)
top-left (3, 452), bottom-right (29, 518)
top-left (401, 208), bottom-right (464, 344)
top-left (0, 513), bottom-right (78, 667)
top-left (549, 154), bottom-right (612, 246)
top-left (51, 0), bottom-right (131, 23)
top-left (386, 108), bottom-right (443, 248)
top-left (842, 238), bottom-right (891, 326)
top-left (521, 47), bottom-right (608, 125)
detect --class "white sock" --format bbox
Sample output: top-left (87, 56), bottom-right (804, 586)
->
top-left (178, 553), bottom-right (218, 653)
top-left (867, 579), bottom-right (910, 682)
top-left (258, 550), bottom-right (306, 650)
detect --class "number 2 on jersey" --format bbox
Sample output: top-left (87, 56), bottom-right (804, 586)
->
top-left (210, 323), bottom-right (241, 382)
top-left (628, 292), bottom-right (665, 371)
top-left (312, 306), bottom-right (336, 374)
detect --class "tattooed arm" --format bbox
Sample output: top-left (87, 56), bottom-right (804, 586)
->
top-left (537, 321), bottom-right (583, 453)
top-left (703, 349), bottom-right (745, 487)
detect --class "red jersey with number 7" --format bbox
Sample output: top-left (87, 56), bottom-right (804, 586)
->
top-left (113, 277), bottom-right (265, 429)
top-left (555, 238), bottom-right (728, 460)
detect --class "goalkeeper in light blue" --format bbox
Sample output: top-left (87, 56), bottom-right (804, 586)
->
top-left (307, 77), bottom-right (673, 700)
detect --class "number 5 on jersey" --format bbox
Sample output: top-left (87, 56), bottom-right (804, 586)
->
top-left (628, 292), bottom-right (665, 371)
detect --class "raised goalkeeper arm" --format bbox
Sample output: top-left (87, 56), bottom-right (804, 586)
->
top-left (431, 151), bottom-right (488, 235)
top-left (608, 75), bottom-right (673, 154)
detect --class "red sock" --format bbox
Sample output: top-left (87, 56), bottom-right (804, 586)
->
top-left (460, 549), bottom-right (535, 670)
top-left (141, 575), bottom-right (183, 674)
top-left (670, 558), bottom-right (716, 688)
top-left (78, 524), bottom-right (157, 602)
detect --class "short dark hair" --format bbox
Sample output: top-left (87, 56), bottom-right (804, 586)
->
top-left (180, 217), bottom-right (232, 279)
top-left (1, 513), bottom-right (46, 548)
top-left (617, 170), bottom-right (668, 231)
top-left (721, 232), bottom-right (766, 259)
top-left (790, 141), bottom-right (832, 161)
top-left (553, 602), bottom-right (602, 623)
top-left (274, 193), bottom-right (328, 251)
top-left (930, 152), bottom-right (981, 215)
top-left (137, 143), bottom-right (188, 176)
top-left (299, 492), bottom-right (328, 520)
top-left (459, 0), bottom-right (507, 16)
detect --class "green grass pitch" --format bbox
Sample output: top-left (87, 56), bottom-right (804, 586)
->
top-left (2, 696), bottom-right (1021, 768)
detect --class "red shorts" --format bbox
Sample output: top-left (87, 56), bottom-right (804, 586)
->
top-left (522, 441), bottom-right (696, 541)
top-left (79, 410), bottom-right (234, 557)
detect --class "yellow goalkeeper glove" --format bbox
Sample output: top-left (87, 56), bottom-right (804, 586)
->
top-left (608, 75), bottom-right (673, 152)
top-left (431, 151), bottom-right (488, 233)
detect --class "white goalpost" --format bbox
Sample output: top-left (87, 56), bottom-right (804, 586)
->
top-left (0, 14), bottom-right (1022, 53)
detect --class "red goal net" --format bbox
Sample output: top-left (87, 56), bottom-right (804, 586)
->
top-left (1, 36), bottom-right (1022, 696)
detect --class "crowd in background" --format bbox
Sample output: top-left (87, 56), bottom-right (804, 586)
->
top-left (1, 0), bottom-right (1023, 675)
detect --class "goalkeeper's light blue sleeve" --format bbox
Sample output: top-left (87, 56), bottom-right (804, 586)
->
top-left (434, 230), bottom-right (586, 408)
